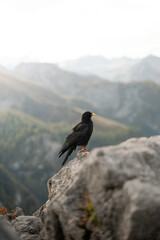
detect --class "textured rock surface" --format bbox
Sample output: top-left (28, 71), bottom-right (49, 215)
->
top-left (12, 216), bottom-right (42, 240)
top-left (34, 151), bottom-right (89, 222)
top-left (47, 151), bottom-right (89, 201)
top-left (14, 207), bottom-right (24, 217)
top-left (0, 215), bottom-right (19, 240)
top-left (40, 136), bottom-right (160, 240)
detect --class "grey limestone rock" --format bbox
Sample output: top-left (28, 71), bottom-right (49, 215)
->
top-left (12, 216), bottom-right (42, 240)
top-left (14, 207), bottom-right (24, 217)
top-left (47, 151), bottom-right (89, 201)
top-left (40, 136), bottom-right (160, 240)
top-left (34, 151), bottom-right (89, 222)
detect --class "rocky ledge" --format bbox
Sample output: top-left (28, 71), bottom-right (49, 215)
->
top-left (4, 136), bottom-right (160, 240)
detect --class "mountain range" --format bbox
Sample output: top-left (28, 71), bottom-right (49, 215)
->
top-left (12, 62), bottom-right (160, 135)
top-left (58, 55), bottom-right (160, 84)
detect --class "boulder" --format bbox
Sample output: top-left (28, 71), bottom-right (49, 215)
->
top-left (40, 136), bottom-right (160, 240)
top-left (12, 216), bottom-right (42, 240)
top-left (14, 207), bottom-right (24, 217)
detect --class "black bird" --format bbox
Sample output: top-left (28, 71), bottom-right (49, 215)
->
top-left (58, 111), bottom-right (95, 166)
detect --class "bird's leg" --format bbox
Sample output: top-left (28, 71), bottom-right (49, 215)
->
top-left (80, 146), bottom-right (89, 152)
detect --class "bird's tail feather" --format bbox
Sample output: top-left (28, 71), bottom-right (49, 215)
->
top-left (58, 151), bottom-right (64, 158)
top-left (58, 148), bottom-right (68, 158)
top-left (62, 148), bottom-right (74, 166)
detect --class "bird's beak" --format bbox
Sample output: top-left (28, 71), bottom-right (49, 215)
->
top-left (91, 113), bottom-right (96, 116)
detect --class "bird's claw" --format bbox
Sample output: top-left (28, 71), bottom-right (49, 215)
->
top-left (80, 146), bottom-right (89, 152)
top-left (80, 149), bottom-right (89, 152)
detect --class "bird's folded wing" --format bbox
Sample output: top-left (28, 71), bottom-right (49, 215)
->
top-left (72, 122), bottom-right (88, 133)
top-left (61, 123), bottom-right (88, 150)
top-left (67, 123), bottom-right (88, 141)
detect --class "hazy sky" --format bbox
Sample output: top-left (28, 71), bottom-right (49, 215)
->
top-left (0, 0), bottom-right (160, 64)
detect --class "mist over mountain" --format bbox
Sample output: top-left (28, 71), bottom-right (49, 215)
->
top-left (124, 55), bottom-right (160, 83)
top-left (13, 62), bottom-right (105, 95)
top-left (12, 62), bottom-right (160, 136)
top-left (0, 163), bottom-right (39, 214)
top-left (58, 55), bottom-right (160, 83)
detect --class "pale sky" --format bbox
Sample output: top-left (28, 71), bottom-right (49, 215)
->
top-left (0, 0), bottom-right (160, 65)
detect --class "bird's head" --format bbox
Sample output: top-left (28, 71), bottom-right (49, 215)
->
top-left (82, 111), bottom-right (96, 122)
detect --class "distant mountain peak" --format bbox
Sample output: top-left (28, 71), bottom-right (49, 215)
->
top-left (63, 55), bottom-right (110, 66)
top-left (143, 54), bottom-right (160, 61)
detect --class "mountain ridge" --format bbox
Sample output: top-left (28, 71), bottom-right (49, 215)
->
top-left (10, 63), bottom-right (160, 135)
top-left (57, 54), bottom-right (160, 83)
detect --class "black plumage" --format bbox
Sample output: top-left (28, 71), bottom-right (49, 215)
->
top-left (58, 111), bottom-right (95, 166)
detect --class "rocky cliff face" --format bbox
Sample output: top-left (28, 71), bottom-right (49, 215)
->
top-left (9, 136), bottom-right (160, 239)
